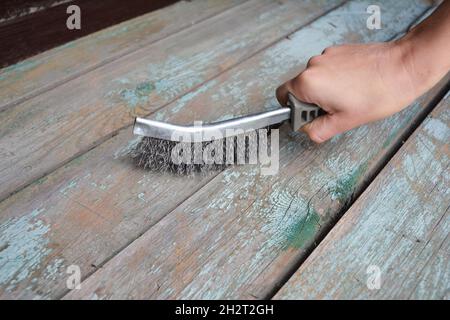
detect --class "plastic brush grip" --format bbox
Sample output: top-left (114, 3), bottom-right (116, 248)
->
top-left (287, 93), bottom-right (325, 131)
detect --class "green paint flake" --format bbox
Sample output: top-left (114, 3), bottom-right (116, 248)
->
top-left (136, 82), bottom-right (155, 95)
top-left (119, 81), bottom-right (155, 108)
top-left (330, 162), bottom-right (368, 203)
top-left (283, 207), bottom-right (321, 250)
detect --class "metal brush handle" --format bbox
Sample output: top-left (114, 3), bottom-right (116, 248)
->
top-left (287, 93), bottom-right (325, 131)
top-left (133, 94), bottom-right (325, 142)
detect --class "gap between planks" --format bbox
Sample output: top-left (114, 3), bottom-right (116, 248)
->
top-left (263, 5), bottom-right (448, 295)
top-left (0, 0), bottom-right (346, 203)
top-left (267, 79), bottom-right (450, 299)
top-left (274, 93), bottom-right (450, 299)
top-left (56, 0), bottom-right (443, 300)
top-left (0, 0), bottom-right (346, 299)
top-left (65, 83), bottom-right (450, 299)
top-left (0, 0), bottom-right (247, 111)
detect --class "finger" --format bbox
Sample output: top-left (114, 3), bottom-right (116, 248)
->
top-left (306, 55), bottom-right (321, 68)
top-left (321, 46), bottom-right (338, 55)
top-left (276, 76), bottom-right (304, 106)
top-left (275, 82), bottom-right (291, 106)
top-left (301, 113), bottom-right (345, 143)
top-left (277, 73), bottom-right (316, 107)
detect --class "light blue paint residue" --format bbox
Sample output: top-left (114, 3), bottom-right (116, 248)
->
top-left (222, 170), bottom-right (241, 185)
top-left (0, 59), bottom-right (40, 80)
top-left (113, 136), bottom-right (142, 159)
top-left (115, 77), bottom-right (131, 85)
top-left (119, 81), bottom-right (155, 108)
top-left (0, 208), bottom-right (51, 289)
top-left (170, 79), bottom-right (218, 114)
top-left (138, 193), bottom-right (146, 202)
top-left (423, 118), bottom-right (449, 141)
top-left (44, 258), bottom-right (64, 282)
top-left (97, 24), bottom-right (130, 40)
top-left (147, 54), bottom-right (207, 98)
top-left (59, 180), bottom-right (78, 195)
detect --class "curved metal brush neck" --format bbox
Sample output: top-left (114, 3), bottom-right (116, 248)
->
top-left (133, 108), bottom-right (291, 142)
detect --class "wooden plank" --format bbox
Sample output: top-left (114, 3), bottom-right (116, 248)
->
top-left (0, 0), bottom-right (179, 68)
top-left (0, 0), bottom-right (343, 299)
top-left (0, 0), bottom-right (342, 202)
top-left (0, 0), bottom-right (244, 109)
top-left (275, 94), bottom-right (450, 300)
top-left (57, 1), bottom-right (446, 300)
top-left (63, 82), bottom-right (448, 300)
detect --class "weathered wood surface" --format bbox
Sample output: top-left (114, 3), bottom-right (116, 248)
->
top-left (0, 0), bottom-right (344, 299)
top-left (58, 1), bottom-right (446, 300)
top-left (275, 93), bottom-right (450, 300)
top-left (0, 0), bottom-right (243, 108)
top-left (63, 83), bottom-right (449, 300)
top-left (0, 0), bottom-right (342, 203)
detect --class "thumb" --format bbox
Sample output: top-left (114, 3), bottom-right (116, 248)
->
top-left (301, 113), bottom-right (344, 143)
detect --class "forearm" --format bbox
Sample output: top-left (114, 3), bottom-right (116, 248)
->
top-left (396, 0), bottom-right (450, 95)
top-left (276, 1), bottom-right (450, 143)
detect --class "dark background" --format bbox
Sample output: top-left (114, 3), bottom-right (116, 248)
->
top-left (0, 0), bottom-right (178, 67)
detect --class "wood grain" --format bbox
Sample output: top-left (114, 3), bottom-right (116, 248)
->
top-left (64, 82), bottom-right (449, 300)
top-left (0, 0), bottom-right (244, 109)
top-left (0, 0), bottom-right (343, 299)
top-left (0, 0), bottom-right (342, 203)
top-left (56, 1), bottom-right (445, 300)
top-left (275, 94), bottom-right (450, 300)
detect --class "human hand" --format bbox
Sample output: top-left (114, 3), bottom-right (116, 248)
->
top-left (276, 42), bottom-right (422, 143)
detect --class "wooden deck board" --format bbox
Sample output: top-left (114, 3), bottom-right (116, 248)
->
top-left (274, 94), bottom-right (450, 300)
top-left (0, 0), bottom-right (342, 203)
top-left (0, 0), bottom-right (344, 299)
top-left (63, 82), bottom-right (448, 300)
top-left (0, 0), bottom-right (244, 110)
top-left (53, 0), bottom-right (446, 300)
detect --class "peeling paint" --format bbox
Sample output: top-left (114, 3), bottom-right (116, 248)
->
top-left (44, 258), bottom-right (65, 282)
top-left (283, 206), bottom-right (321, 249)
top-left (222, 170), bottom-right (241, 184)
top-left (138, 192), bottom-right (146, 202)
top-left (0, 0), bottom-right (435, 300)
top-left (0, 59), bottom-right (40, 81)
top-left (150, 79), bottom-right (219, 120)
top-left (423, 117), bottom-right (449, 141)
top-left (119, 81), bottom-right (155, 108)
top-left (329, 162), bottom-right (368, 203)
top-left (113, 136), bottom-right (142, 159)
top-left (59, 180), bottom-right (78, 195)
top-left (259, 185), bottom-right (317, 250)
top-left (0, 208), bottom-right (51, 290)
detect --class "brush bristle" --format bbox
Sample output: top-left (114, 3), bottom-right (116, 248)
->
top-left (131, 127), bottom-right (276, 174)
top-left (131, 137), bottom-right (229, 174)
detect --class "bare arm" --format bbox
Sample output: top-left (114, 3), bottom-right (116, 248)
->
top-left (276, 1), bottom-right (450, 143)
